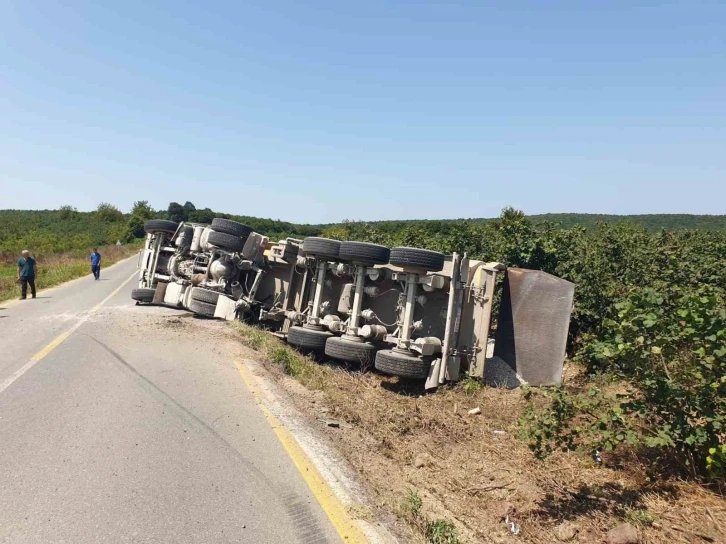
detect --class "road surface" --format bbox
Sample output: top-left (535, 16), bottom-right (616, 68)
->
top-left (0, 258), bottom-right (340, 544)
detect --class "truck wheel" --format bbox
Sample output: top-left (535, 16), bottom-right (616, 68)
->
top-left (287, 326), bottom-right (331, 351)
top-left (189, 299), bottom-right (216, 318)
top-left (389, 247), bottom-right (445, 273)
top-left (207, 231), bottom-right (246, 252)
top-left (211, 218), bottom-right (253, 240)
top-left (131, 288), bottom-right (156, 303)
top-left (190, 287), bottom-right (221, 305)
top-left (338, 241), bottom-right (390, 265)
top-left (302, 237), bottom-right (341, 260)
top-left (375, 349), bottom-right (432, 379)
top-left (144, 220), bottom-right (179, 235)
top-left (325, 336), bottom-right (377, 367)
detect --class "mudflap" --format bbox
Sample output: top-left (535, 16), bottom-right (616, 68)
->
top-left (152, 283), bottom-right (168, 305)
top-left (214, 295), bottom-right (238, 321)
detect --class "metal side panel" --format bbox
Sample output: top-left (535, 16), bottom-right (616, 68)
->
top-left (214, 295), bottom-right (238, 321)
top-left (457, 264), bottom-right (501, 378)
top-left (494, 268), bottom-right (575, 386)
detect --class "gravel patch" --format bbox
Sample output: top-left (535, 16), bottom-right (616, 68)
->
top-left (484, 355), bottom-right (526, 389)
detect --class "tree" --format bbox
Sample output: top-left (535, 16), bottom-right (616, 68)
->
top-left (183, 201), bottom-right (196, 215)
top-left (188, 207), bottom-right (214, 224)
top-left (58, 205), bottom-right (77, 220)
top-left (128, 200), bottom-right (154, 238)
top-left (167, 202), bottom-right (186, 223)
top-left (96, 202), bottom-right (123, 223)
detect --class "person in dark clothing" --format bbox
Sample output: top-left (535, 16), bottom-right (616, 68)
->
top-left (90, 248), bottom-right (102, 280)
top-left (17, 250), bottom-right (37, 300)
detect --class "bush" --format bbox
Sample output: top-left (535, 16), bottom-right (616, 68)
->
top-left (521, 285), bottom-right (726, 475)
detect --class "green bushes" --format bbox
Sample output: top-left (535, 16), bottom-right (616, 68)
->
top-left (522, 286), bottom-right (726, 475)
top-left (0, 204), bottom-right (132, 254)
top-left (322, 209), bottom-right (726, 477)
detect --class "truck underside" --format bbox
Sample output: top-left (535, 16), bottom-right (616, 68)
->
top-left (134, 217), bottom-right (569, 388)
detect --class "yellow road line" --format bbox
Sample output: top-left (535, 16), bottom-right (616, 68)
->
top-left (0, 270), bottom-right (138, 395)
top-left (234, 360), bottom-right (369, 544)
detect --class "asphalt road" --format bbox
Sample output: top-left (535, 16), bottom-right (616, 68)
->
top-left (0, 257), bottom-right (340, 544)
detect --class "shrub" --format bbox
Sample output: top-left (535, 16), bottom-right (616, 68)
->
top-left (522, 285), bottom-right (726, 475)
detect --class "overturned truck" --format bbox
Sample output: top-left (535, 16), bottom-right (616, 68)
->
top-left (134, 218), bottom-right (572, 387)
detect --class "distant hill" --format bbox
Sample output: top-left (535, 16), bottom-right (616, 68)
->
top-left (526, 213), bottom-right (726, 231)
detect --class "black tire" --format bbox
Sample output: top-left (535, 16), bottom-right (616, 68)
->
top-left (389, 247), bottom-right (445, 273)
top-left (287, 326), bottom-right (331, 351)
top-left (207, 231), bottom-right (246, 252)
top-left (144, 220), bottom-right (179, 235)
top-left (339, 241), bottom-right (390, 265)
top-left (325, 336), bottom-right (377, 366)
top-left (302, 237), bottom-right (341, 260)
top-left (211, 218), bottom-right (253, 239)
top-left (190, 287), bottom-right (221, 305)
top-left (177, 226), bottom-right (194, 247)
top-left (131, 288), bottom-right (156, 303)
top-left (189, 299), bottom-right (216, 317)
top-left (375, 349), bottom-right (431, 379)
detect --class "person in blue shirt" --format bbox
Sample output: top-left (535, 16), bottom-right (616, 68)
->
top-left (17, 250), bottom-right (37, 300)
top-left (90, 248), bottom-right (102, 280)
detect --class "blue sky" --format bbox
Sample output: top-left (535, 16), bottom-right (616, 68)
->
top-left (1, 1), bottom-right (724, 223)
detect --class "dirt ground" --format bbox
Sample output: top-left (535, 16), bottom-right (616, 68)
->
top-left (220, 322), bottom-right (726, 544)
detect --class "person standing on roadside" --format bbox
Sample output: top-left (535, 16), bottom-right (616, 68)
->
top-left (17, 250), bottom-right (37, 300)
top-left (90, 248), bottom-right (102, 280)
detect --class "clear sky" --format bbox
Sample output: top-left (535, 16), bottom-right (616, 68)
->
top-left (1, 1), bottom-right (724, 223)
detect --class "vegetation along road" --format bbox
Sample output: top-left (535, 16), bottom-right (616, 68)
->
top-left (0, 257), bottom-right (350, 544)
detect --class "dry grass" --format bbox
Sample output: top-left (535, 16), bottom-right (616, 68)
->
top-left (0, 244), bottom-right (141, 302)
top-left (230, 323), bottom-right (726, 543)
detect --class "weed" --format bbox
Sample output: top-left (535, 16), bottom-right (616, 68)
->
top-left (400, 490), bottom-right (423, 518)
top-left (461, 377), bottom-right (482, 396)
top-left (425, 519), bottom-right (461, 544)
top-left (398, 491), bottom-right (460, 544)
top-left (624, 508), bottom-right (654, 526)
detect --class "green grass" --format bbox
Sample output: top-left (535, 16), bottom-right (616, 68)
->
top-left (229, 322), bottom-right (328, 389)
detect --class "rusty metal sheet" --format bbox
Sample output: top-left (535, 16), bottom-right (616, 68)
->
top-left (494, 268), bottom-right (575, 386)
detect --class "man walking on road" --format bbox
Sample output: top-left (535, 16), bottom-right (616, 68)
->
top-left (91, 248), bottom-right (102, 280)
top-left (17, 250), bottom-right (37, 300)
